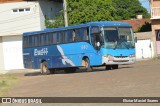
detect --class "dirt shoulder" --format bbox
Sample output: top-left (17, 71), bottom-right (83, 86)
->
top-left (5, 59), bottom-right (160, 97)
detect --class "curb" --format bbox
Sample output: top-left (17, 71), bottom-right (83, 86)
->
top-left (0, 69), bottom-right (39, 75)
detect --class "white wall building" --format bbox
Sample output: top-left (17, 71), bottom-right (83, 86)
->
top-left (135, 32), bottom-right (154, 60)
top-left (0, 0), bottom-right (63, 70)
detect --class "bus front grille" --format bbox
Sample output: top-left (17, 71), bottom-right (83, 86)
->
top-left (113, 60), bottom-right (129, 62)
top-left (114, 56), bottom-right (128, 58)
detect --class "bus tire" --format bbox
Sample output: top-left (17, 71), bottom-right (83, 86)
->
top-left (50, 68), bottom-right (56, 74)
top-left (112, 65), bottom-right (118, 69)
top-left (40, 61), bottom-right (50, 75)
top-left (64, 68), bottom-right (76, 73)
top-left (105, 65), bottom-right (112, 70)
top-left (84, 58), bottom-right (92, 72)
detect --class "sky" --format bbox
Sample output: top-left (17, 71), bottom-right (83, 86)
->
top-left (139, 0), bottom-right (150, 13)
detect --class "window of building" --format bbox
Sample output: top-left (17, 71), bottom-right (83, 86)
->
top-left (12, 8), bottom-right (31, 13)
top-left (25, 8), bottom-right (30, 12)
top-left (19, 9), bottom-right (24, 12)
top-left (13, 9), bottom-right (18, 12)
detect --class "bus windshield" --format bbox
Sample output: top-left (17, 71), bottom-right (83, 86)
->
top-left (103, 27), bottom-right (135, 49)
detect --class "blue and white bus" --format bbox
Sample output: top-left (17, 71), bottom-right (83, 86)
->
top-left (23, 21), bottom-right (136, 74)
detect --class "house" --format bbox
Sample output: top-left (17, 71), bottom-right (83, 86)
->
top-left (135, 32), bottom-right (153, 59)
top-left (150, 0), bottom-right (160, 56)
top-left (0, 0), bottom-right (63, 70)
top-left (119, 18), bottom-right (151, 32)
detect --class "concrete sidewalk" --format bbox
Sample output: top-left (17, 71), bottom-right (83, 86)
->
top-left (0, 70), bottom-right (9, 74)
top-left (0, 69), bottom-right (39, 75)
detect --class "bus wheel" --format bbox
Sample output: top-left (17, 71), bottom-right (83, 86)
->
top-left (40, 62), bottom-right (50, 75)
top-left (112, 65), bottom-right (118, 69)
top-left (64, 68), bottom-right (76, 73)
top-left (50, 68), bottom-right (56, 74)
top-left (84, 58), bottom-right (92, 72)
top-left (105, 65), bottom-right (112, 70)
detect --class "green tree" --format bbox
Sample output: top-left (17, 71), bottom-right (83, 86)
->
top-left (113, 0), bottom-right (150, 20)
top-left (46, 0), bottom-right (150, 28)
top-left (45, 10), bottom-right (64, 28)
top-left (67, 0), bottom-right (116, 25)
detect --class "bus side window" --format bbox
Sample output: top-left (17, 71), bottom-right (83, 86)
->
top-left (91, 35), bottom-right (96, 47)
top-left (64, 30), bottom-right (73, 43)
top-left (31, 35), bottom-right (35, 47)
top-left (45, 34), bottom-right (49, 45)
top-left (72, 29), bottom-right (76, 42)
top-left (76, 29), bottom-right (83, 41)
top-left (57, 32), bottom-right (60, 44)
top-left (49, 32), bottom-right (53, 45)
top-left (26, 36), bottom-right (29, 48)
top-left (29, 36), bottom-right (32, 47)
top-left (61, 31), bottom-right (65, 43)
top-left (75, 29), bottom-right (83, 42)
top-left (40, 34), bottom-right (44, 46)
top-left (23, 36), bottom-right (27, 48)
top-left (39, 34), bottom-right (42, 46)
top-left (91, 27), bottom-right (98, 34)
top-left (33, 35), bottom-right (37, 47)
top-left (53, 32), bottom-right (57, 44)
top-left (37, 34), bottom-right (41, 46)
top-left (91, 26), bottom-right (102, 49)
top-left (83, 27), bottom-right (89, 41)
top-left (75, 29), bottom-right (79, 41)
top-left (64, 30), bottom-right (67, 43)
top-left (35, 35), bottom-right (38, 47)
top-left (75, 27), bottom-right (89, 42)
top-left (43, 33), bottom-right (48, 46)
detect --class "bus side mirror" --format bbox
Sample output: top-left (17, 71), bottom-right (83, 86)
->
top-left (96, 42), bottom-right (101, 50)
top-left (135, 37), bottom-right (137, 43)
top-left (97, 42), bottom-right (100, 47)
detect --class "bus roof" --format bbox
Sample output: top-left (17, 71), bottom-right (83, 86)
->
top-left (23, 21), bottom-right (131, 36)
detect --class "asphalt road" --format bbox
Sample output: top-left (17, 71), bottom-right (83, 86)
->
top-left (3, 59), bottom-right (160, 106)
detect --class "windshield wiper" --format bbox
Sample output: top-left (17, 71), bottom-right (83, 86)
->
top-left (114, 39), bottom-right (129, 50)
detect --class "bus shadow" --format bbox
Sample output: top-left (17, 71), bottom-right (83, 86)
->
top-left (24, 72), bottom-right (42, 76)
top-left (118, 65), bottom-right (134, 70)
top-left (24, 65), bottom-right (133, 76)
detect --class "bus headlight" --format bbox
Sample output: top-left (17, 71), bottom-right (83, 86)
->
top-left (103, 54), bottom-right (113, 58)
top-left (129, 54), bottom-right (135, 58)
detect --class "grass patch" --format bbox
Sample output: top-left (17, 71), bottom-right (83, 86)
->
top-left (153, 56), bottom-right (160, 60)
top-left (157, 56), bottom-right (160, 59)
top-left (0, 74), bottom-right (19, 96)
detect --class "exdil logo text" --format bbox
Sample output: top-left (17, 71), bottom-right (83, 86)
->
top-left (34, 48), bottom-right (48, 56)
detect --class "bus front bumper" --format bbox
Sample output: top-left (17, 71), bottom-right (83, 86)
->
top-left (102, 55), bottom-right (136, 65)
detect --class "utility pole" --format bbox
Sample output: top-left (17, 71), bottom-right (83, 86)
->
top-left (63, 0), bottom-right (68, 27)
